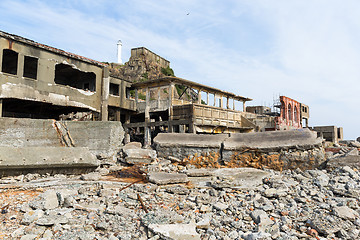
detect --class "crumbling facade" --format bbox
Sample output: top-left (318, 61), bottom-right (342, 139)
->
top-left (275, 96), bottom-right (309, 130)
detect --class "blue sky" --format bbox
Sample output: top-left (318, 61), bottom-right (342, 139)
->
top-left (0, 0), bottom-right (359, 139)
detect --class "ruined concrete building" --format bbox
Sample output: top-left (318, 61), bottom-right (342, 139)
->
top-left (0, 30), bottom-right (313, 146)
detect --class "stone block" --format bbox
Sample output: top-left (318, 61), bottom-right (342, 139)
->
top-left (148, 223), bottom-right (201, 240)
top-left (147, 172), bottom-right (188, 185)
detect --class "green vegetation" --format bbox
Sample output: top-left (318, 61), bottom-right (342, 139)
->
top-left (163, 89), bottom-right (168, 94)
top-left (138, 92), bottom-right (146, 100)
top-left (175, 84), bottom-right (190, 100)
top-left (161, 66), bottom-right (175, 76)
top-left (129, 90), bottom-right (146, 100)
top-left (140, 72), bottom-right (149, 82)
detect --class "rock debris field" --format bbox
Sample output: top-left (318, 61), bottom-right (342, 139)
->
top-left (1, 157), bottom-right (360, 240)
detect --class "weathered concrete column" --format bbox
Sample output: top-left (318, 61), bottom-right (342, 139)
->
top-left (243, 101), bottom-right (246, 112)
top-left (144, 87), bottom-right (151, 147)
top-left (197, 89), bottom-right (202, 104)
top-left (226, 97), bottom-right (230, 109)
top-left (233, 99), bottom-right (235, 110)
top-left (207, 92), bottom-right (209, 105)
top-left (101, 67), bottom-right (110, 121)
top-left (179, 125), bottom-right (185, 133)
top-left (17, 53), bottom-right (24, 78)
top-left (135, 89), bottom-right (139, 104)
top-left (124, 114), bottom-right (131, 144)
top-left (0, 99), bottom-right (2, 117)
top-left (220, 96), bottom-right (224, 108)
top-left (115, 109), bottom-right (121, 121)
top-left (168, 83), bottom-right (175, 133)
top-left (213, 94), bottom-right (216, 106)
top-left (157, 87), bottom-right (161, 108)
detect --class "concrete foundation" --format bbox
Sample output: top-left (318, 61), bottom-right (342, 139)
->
top-left (154, 133), bottom-right (229, 168)
top-left (0, 117), bottom-right (124, 157)
top-left (153, 129), bottom-right (325, 171)
top-left (0, 147), bottom-right (98, 176)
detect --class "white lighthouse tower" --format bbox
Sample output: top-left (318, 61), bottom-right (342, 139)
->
top-left (117, 40), bottom-right (122, 64)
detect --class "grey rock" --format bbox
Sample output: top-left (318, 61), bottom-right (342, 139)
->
top-left (148, 223), bottom-right (201, 240)
top-left (29, 190), bottom-right (59, 210)
top-left (184, 169), bottom-right (214, 177)
top-left (20, 234), bottom-right (38, 240)
top-left (213, 202), bottom-right (229, 211)
top-left (122, 142), bottom-right (142, 150)
top-left (147, 172), bottom-right (188, 185)
top-left (80, 172), bottom-right (101, 181)
top-left (21, 209), bottom-right (44, 225)
top-left (250, 210), bottom-right (273, 226)
top-left (124, 148), bottom-right (157, 164)
top-left (333, 206), bottom-right (359, 220)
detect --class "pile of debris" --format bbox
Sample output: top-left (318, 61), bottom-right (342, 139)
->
top-left (325, 140), bottom-right (360, 169)
top-left (1, 146), bottom-right (360, 240)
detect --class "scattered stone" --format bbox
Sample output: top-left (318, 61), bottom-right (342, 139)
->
top-left (148, 223), bottom-right (201, 240)
top-left (147, 172), bottom-right (188, 185)
top-left (184, 169), bottom-right (214, 177)
top-left (80, 172), bottom-right (101, 181)
top-left (333, 206), bottom-right (359, 220)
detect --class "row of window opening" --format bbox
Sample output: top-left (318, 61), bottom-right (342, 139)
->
top-left (1, 49), bottom-right (96, 92)
top-left (1, 49), bottom-right (38, 80)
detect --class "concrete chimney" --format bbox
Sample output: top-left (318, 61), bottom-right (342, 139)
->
top-left (117, 40), bottom-right (122, 64)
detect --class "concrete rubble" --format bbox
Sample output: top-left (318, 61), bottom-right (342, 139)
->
top-left (1, 147), bottom-right (360, 240)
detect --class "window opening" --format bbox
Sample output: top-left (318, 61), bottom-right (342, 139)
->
top-left (288, 104), bottom-right (292, 121)
top-left (2, 49), bottom-right (18, 75)
top-left (110, 83), bottom-right (120, 96)
top-left (54, 63), bottom-right (96, 91)
top-left (23, 56), bottom-right (38, 79)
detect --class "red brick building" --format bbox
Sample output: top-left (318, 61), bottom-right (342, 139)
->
top-left (275, 96), bottom-right (302, 130)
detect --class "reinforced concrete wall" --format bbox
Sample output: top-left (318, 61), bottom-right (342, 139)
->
top-left (0, 117), bottom-right (124, 157)
top-left (153, 129), bottom-right (325, 171)
top-left (0, 147), bottom-right (98, 176)
top-left (154, 133), bottom-right (229, 168)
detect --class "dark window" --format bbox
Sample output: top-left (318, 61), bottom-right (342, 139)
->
top-left (294, 106), bottom-right (298, 122)
top-left (110, 83), bottom-right (119, 96)
top-left (23, 56), bottom-right (38, 79)
top-left (54, 63), bottom-right (96, 92)
top-left (2, 49), bottom-right (18, 75)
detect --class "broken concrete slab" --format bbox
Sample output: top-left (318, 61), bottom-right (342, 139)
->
top-left (154, 133), bottom-right (228, 167)
top-left (147, 172), bottom-right (189, 185)
top-left (154, 130), bottom-right (325, 171)
top-left (154, 133), bottom-right (229, 148)
top-left (224, 129), bottom-right (322, 151)
top-left (122, 142), bottom-right (142, 150)
top-left (184, 169), bottom-right (215, 177)
top-left (0, 117), bottom-right (124, 158)
top-left (123, 148), bottom-right (157, 164)
top-left (148, 223), bottom-right (201, 240)
top-left (326, 155), bottom-right (360, 170)
top-left (0, 147), bottom-right (98, 177)
top-left (187, 168), bottom-right (270, 190)
top-left (210, 168), bottom-right (270, 190)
